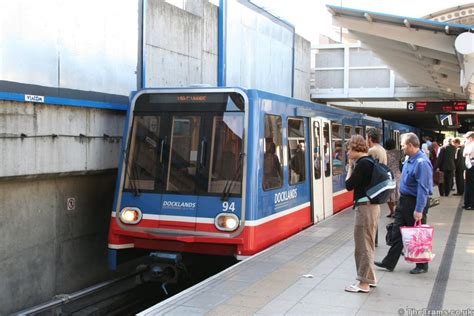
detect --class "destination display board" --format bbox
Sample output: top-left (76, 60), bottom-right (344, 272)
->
top-left (407, 101), bottom-right (467, 112)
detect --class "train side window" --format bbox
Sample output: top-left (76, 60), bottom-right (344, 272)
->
top-left (263, 114), bottom-right (283, 191)
top-left (331, 123), bottom-right (343, 176)
top-left (323, 122), bottom-right (331, 177)
top-left (354, 126), bottom-right (363, 137)
top-left (288, 118), bottom-right (306, 185)
top-left (344, 125), bottom-right (352, 171)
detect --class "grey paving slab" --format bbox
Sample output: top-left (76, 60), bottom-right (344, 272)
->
top-left (358, 297), bottom-right (425, 314)
top-left (356, 309), bottom-right (399, 316)
top-left (162, 306), bottom-right (208, 316)
top-left (138, 197), bottom-right (474, 316)
top-left (239, 279), bottom-right (292, 299)
top-left (254, 298), bottom-right (297, 315)
top-left (285, 301), bottom-right (359, 316)
top-left (207, 279), bottom-right (250, 295)
top-left (181, 291), bottom-right (231, 309)
top-left (206, 303), bottom-right (257, 316)
top-left (224, 294), bottom-right (273, 309)
top-left (442, 289), bottom-right (474, 306)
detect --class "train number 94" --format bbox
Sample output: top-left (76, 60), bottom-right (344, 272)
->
top-left (222, 202), bottom-right (236, 212)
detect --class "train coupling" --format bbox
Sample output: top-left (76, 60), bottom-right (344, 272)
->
top-left (139, 252), bottom-right (185, 294)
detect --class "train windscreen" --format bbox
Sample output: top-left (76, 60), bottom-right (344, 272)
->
top-left (124, 92), bottom-right (245, 197)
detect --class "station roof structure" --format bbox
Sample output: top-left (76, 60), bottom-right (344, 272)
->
top-left (326, 5), bottom-right (474, 132)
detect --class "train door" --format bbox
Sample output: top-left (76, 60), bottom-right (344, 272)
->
top-left (310, 117), bottom-right (333, 223)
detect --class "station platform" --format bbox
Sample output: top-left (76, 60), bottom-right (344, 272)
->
top-left (138, 196), bottom-right (473, 315)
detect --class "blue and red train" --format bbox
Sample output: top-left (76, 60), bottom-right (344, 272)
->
top-left (108, 87), bottom-right (418, 270)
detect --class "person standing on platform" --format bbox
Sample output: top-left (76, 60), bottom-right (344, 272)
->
top-left (463, 132), bottom-right (474, 210)
top-left (375, 133), bottom-right (433, 274)
top-left (366, 128), bottom-right (387, 246)
top-left (453, 138), bottom-right (465, 196)
top-left (384, 138), bottom-right (401, 218)
top-left (367, 128), bottom-right (387, 165)
top-left (436, 138), bottom-right (456, 196)
top-left (344, 135), bottom-right (380, 293)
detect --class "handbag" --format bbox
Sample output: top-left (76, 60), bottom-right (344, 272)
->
top-left (400, 221), bottom-right (435, 263)
top-left (385, 222), bottom-right (394, 246)
top-left (433, 170), bottom-right (444, 185)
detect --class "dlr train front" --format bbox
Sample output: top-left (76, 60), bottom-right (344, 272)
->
top-left (108, 88), bottom-right (249, 269)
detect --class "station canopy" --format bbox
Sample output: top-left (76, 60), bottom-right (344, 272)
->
top-left (327, 5), bottom-right (474, 132)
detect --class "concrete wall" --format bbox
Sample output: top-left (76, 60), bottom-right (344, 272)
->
top-left (0, 100), bottom-right (125, 313)
top-left (0, 100), bottom-right (124, 177)
top-left (0, 173), bottom-right (116, 314)
top-left (294, 35), bottom-right (311, 101)
top-left (144, 0), bottom-right (218, 87)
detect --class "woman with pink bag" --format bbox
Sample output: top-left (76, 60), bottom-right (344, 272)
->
top-left (374, 133), bottom-right (434, 275)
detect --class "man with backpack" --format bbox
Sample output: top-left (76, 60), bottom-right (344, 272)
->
top-left (375, 133), bottom-right (433, 274)
top-left (366, 128), bottom-right (387, 246)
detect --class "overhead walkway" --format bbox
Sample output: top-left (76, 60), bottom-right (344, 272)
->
top-left (138, 195), bottom-right (473, 315)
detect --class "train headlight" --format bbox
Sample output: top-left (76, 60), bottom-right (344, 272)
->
top-left (214, 213), bottom-right (240, 231)
top-left (119, 207), bottom-right (142, 224)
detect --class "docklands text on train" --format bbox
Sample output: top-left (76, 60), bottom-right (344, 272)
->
top-left (274, 188), bottom-right (298, 204)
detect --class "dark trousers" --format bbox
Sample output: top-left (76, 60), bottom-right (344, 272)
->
top-left (465, 167), bottom-right (474, 208)
top-left (438, 183), bottom-right (445, 196)
top-left (455, 169), bottom-right (464, 195)
top-left (381, 194), bottom-right (429, 271)
top-left (443, 170), bottom-right (454, 196)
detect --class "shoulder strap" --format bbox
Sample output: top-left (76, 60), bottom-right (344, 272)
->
top-left (360, 156), bottom-right (375, 164)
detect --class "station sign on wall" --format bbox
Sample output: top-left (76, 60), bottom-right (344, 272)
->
top-left (219, 0), bottom-right (295, 97)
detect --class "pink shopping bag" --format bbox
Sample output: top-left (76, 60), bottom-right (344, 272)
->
top-left (400, 221), bottom-right (435, 263)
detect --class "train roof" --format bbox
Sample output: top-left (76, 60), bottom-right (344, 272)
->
top-left (130, 87), bottom-right (390, 127)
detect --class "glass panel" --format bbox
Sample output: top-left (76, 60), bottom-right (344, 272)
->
top-left (332, 123), bottom-right (343, 176)
top-left (344, 125), bottom-right (352, 139)
top-left (263, 115), bottom-right (283, 190)
top-left (314, 70), bottom-right (344, 89)
top-left (315, 48), bottom-right (344, 68)
top-left (288, 118), bottom-right (306, 185)
top-left (349, 69), bottom-right (390, 88)
top-left (355, 126), bottom-right (364, 137)
top-left (349, 48), bottom-right (386, 67)
top-left (313, 121), bottom-right (321, 180)
top-left (323, 122), bottom-right (331, 177)
top-left (166, 116), bottom-right (201, 193)
top-left (344, 125), bottom-right (352, 171)
top-left (208, 113), bottom-right (244, 194)
top-left (124, 116), bottom-right (161, 191)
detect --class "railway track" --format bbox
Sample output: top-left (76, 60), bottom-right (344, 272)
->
top-left (15, 254), bottom-right (236, 315)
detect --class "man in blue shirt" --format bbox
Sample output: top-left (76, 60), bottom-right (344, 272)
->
top-left (375, 133), bottom-right (433, 274)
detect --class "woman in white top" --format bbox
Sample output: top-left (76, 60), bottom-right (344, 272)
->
top-left (463, 131), bottom-right (474, 210)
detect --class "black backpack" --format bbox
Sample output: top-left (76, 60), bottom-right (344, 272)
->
top-left (361, 156), bottom-right (396, 204)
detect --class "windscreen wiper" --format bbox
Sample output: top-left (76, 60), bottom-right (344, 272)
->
top-left (221, 153), bottom-right (244, 201)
